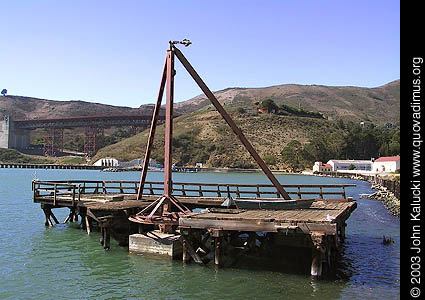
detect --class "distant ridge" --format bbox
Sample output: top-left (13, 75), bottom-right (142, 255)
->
top-left (0, 95), bottom-right (162, 120)
top-left (1, 80), bottom-right (399, 125)
top-left (174, 80), bottom-right (400, 125)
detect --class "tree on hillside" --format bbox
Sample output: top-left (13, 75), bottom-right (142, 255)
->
top-left (259, 99), bottom-right (278, 113)
top-left (1, 89), bottom-right (7, 96)
top-left (281, 140), bottom-right (303, 171)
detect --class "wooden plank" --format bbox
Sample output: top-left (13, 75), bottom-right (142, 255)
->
top-left (179, 217), bottom-right (337, 235)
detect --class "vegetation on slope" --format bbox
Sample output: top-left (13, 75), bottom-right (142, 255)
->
top-left (92, 103), bottom-right (341, 169)
top-left (93, 100), bottom-right (400, 171)
top-left (0, 148), bottom-right (53, 164)
top-left (281, 121), bottom-right (400, 171)
top-left (1, 80), bottom-right (400, 169)
top-left (175, 80), bottom-right (400, 125)
top-left (257, 99), bottom-right (324, 118)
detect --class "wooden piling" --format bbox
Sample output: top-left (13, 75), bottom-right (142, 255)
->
top-left (104, 228), bottom-right (111, 250)
top-left (43, 209), bottom-right (53, 227)
top-left (311, 250), bottom-right (323, 278)
top-left (85, 216), bottom-right (91, 235)
top-left (211, 229), bottom-right (224, 266)
top-left (100, 227), bottom-right (105, 245)
top-left (182, 237), bottom-right (190, 263)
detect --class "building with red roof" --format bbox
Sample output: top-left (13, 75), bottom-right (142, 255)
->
top-left (313, 161), bottom-right (333, 173)
top-left (372, 155), bottom-right (400, 172)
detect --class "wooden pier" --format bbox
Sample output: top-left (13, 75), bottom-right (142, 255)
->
top-left (31, 42), bottom-right (359, 278)
top-left (33, 179), bottom-right (356, 276)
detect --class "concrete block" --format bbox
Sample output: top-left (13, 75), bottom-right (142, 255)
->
top-left (129, 231), bottom-right (182, 258)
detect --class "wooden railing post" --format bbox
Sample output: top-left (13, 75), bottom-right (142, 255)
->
top-left (53, 184), bottom-right (57, 206)
top-left (72, 185), bottom-right (75, 206)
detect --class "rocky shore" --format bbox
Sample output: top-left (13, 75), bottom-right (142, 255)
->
top-left (312, 171), bottom-right (400, 218)
top-left (368, 183), bottom-right (400, 217)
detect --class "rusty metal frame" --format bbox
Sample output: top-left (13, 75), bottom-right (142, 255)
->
top-left (164, 49), bottom-right (174, 198)
top-left (137, 55), bottom-right (168, 200)
top-left (131, 48), bottom-right (190, 231)
top-left (131, 42), bottom-right (290, 232)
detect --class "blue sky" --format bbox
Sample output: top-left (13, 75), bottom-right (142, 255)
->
top-left (0, 0), bottom-right (400, 107)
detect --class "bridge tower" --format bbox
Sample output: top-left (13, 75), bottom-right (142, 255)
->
top-left (83, 123), bottom-right (103, 157)
top-left (43, 128), bottom-right (64, 156)
top-left (43, 128), bottom-right (63, 156)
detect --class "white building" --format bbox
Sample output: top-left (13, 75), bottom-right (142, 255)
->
top-left (93, 157), bottom-right (120, 167)
top-left (312, 161), bottom-right (332, 173)
top-left (327, 159), bottom-right (372, 171)
top-left (372, 155), bottom-right (400, 173)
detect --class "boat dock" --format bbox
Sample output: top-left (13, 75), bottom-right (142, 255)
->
top-left (32, 179), bottom-right (356, 276)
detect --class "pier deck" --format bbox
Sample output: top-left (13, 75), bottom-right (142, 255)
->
top-left (180, 201), bottom-right (356, 234)
top-left (32, 179), bottom-right (357, 276)
top-left (34, 193), bottom-right (227, 210)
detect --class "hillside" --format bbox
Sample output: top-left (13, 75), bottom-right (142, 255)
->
top-left (93, 80), bottom-right (400, 168)
top-left (175, 80), bottom-right (400, 125)
top-left (92, 105), bottom-right (344, 169)
top-left (1, 81), bottom-right (399, 125)
top-left (1, 80), bottom-right (400, 168)
top-left (0, 95), bottom-right (161, 120)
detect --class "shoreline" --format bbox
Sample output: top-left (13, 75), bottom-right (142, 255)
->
top-left (312, 171), bottom-right (400, 217)
top-left (1, 162), bottom-right (400, 217)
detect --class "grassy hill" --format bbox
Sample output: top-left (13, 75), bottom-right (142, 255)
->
top-left (92, 104), bottom-right (344, 169)
top-left (175, 80), bottom-right (400, 125)
top-left (1, 80), bottom-right (399, 125)
top-left (1, 80), bottom-right (400, 167)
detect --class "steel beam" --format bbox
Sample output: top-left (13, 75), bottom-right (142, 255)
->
top-left (173, 46), bottom-right (290, 199)
top-left (164, 50), bottom-right (175, 199)
top-left (137, 56), bottom-right (168, 200)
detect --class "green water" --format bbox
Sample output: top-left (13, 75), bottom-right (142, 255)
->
top-left (0, 169), bottom-right (400, 299)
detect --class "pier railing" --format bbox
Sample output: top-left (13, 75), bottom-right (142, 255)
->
top-left (32, 181), bottom-right (82, 206)
top-left (32, 180), bottom-right (355, 202)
